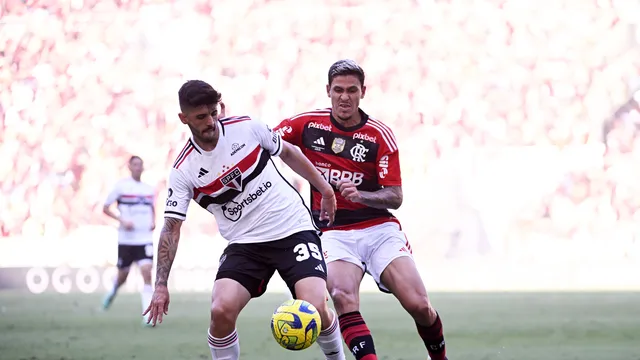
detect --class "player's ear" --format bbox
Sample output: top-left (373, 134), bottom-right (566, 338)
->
top-left (326, 84), bottom-right (330, 97)
top-left (218, 101), bottom-right (226, 119)
top-left (361, 85), bottom-right (366, 99)
top-left (178, 112), bottom-right (188, 125)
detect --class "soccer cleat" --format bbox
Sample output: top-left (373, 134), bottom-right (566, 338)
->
top-left (102, 292), bottom-right (115, 310)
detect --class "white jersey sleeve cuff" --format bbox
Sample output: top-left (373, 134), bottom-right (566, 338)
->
top-left (164, 211), bottom-right (186, 221)
top-left (271, 135), bottom-right (283, 157)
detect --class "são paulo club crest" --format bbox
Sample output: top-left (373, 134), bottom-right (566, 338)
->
top-left (220, 168), bottom-right (243, 191)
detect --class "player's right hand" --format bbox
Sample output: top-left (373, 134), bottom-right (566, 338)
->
top-left (120, 219), bottom-right (135, 231)
top-left (319, 193), bottom-right (336, 226)
top-left (143, 285), bottom-right (170, 327)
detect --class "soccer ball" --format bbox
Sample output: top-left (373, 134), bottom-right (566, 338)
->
top-left (271, 299), bottom-right (322, 351)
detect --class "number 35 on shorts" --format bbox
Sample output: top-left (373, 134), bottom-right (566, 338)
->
top-left (294, 242), bottom-right (322, 262)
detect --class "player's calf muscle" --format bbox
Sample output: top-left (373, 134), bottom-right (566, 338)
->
top-left (329, 286), bottom-right (360, 314)
top-left (400, 294), bottom-right (436, 325)
top-left (326, 262), bottom-right (362, 314)
top-left (294, 277), bottom-right (332, 328)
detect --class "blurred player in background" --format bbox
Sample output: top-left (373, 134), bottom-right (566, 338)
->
top-left (102, 156), bottom-right (156, 326)
top-left (276, 59), bottom-right (448, 360)
top-left (144, 80), bottom-right (345, 360)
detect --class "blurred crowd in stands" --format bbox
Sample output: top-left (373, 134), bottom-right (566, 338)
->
top-left (1, 0), bottom-right (639, 253)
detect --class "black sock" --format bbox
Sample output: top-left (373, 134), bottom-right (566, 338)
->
top-left (338, 311), bottom-right (377, 360)
top-left (416, 313), bottom-right (447, 360)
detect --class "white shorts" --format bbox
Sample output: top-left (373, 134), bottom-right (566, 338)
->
top-left (321, 222), bottom-right (413, 292)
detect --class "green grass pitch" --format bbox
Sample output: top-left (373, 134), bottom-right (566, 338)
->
top-left (0, 291), bottom-right (639, 360)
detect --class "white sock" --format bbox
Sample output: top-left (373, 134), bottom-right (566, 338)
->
top-left (316, 309), bottom-right (346, 360)
top-left (207, 329), bottom-right (240, 360)
top-left (140, 284), bottom-right (153, 320)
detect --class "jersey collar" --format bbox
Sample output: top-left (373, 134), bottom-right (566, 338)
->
top-left (329, 108), bottom-right (369, 132)
top-left (189, 121), bottom-right (224, 156)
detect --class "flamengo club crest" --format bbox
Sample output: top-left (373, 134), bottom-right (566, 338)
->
top-left (220, 168), bottom-right (243, 191)
top-left (331, 138), bottom-right (346, 154)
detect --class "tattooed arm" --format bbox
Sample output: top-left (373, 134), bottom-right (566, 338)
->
top-left (356, 186), bottom-right (403, 210)
top-left (155, 217), bottom-right (183, 287)
top-left (336, 179), bottom-right (403, 210)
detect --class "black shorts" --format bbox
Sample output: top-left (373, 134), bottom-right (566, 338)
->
top-left (215, 230), bottom-right (327, 298)
top-left (117, 244), bottom-right (153, 269)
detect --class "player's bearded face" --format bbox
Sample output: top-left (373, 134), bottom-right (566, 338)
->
top-left (327, 75), bottom-right (366, 122)
top-left (182, 104), bottom-right (218, 144)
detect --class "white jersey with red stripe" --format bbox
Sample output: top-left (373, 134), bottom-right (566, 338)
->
top-left (104, 177), bottom-right (156, 245)
top-left (164, 116), bottom-right (317, 244)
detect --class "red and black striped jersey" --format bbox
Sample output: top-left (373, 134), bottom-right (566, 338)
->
top-left (275, 108), bottom-right (402, 231)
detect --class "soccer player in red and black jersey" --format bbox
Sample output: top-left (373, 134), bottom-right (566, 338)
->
top-left (276, 60), bottom-right (448, 360)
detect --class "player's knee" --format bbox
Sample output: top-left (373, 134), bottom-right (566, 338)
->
top-left (329, 287), bottom-right (359, 314)
top-left (403, 295), bottom-right (436, 322)
top-left (140, 267), bottom-right (152, 280)
top-left (210, 301), bottom-right (238, 328)
top-left (116, 270), bottom-right (129, 283)
top-left (307, 297), bottom-right (332, 327)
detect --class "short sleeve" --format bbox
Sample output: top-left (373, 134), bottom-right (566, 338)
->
top-left (104, 183), bottom-right (120, 206)
top-left (375, 124), bottom-right (402, 186)
top-left (274, 118), bottom-right (302, 147)
top-left (377, 149), bottom-right (402, 186)
top-left (248, 118), bottom-right (283, 157)
top-left (164, 169), bottom-right (193, 221)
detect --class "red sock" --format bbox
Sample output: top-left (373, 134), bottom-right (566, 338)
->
top-left (416, 313), bottom-right (447, 360)
top-left (338, 311), bottom-right (377, 360)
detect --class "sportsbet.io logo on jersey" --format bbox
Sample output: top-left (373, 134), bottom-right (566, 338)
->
top-left (222, 181), bottom-right (273, 221)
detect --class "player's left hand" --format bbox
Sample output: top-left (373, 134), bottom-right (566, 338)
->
top-left (335, 179), bottom-right (362, 203)
top-left (319, 192), bottom-right (336, 226)
top-left (143, 285), bottom-right (170, 327)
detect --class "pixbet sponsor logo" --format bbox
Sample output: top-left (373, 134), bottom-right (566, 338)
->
top-left (353, 132), bottom-right (377, 143)
top-left (308, 122), bottom-right (332, 132)
top-left (222, 181), bottom-right (273, 221)
top-left (316, 166), bottom-right (364, 186)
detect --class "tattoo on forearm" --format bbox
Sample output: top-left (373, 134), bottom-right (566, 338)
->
top-left (359, 186), bottom-right (403, 210)
top-left (155, 218), bottom-right (182, 287)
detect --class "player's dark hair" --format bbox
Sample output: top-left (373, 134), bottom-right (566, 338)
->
top-left (129, 155), bottom-right (142, 163)
top-left (328, 59), bottom-right (365, 86)
top-left (178, 80), bottom-right (222, 112)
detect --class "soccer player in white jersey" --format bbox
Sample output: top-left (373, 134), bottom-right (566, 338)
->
top-left (102, 156), bottom-right (156, 325)
top-left (144, 80), bottom-right (346, 360)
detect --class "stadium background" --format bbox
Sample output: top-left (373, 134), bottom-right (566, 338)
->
top-left (1, 1), bottom-right (640, 359)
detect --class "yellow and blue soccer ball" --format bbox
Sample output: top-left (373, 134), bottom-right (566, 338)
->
top-left (271, 299), bottom-right (322, 351)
